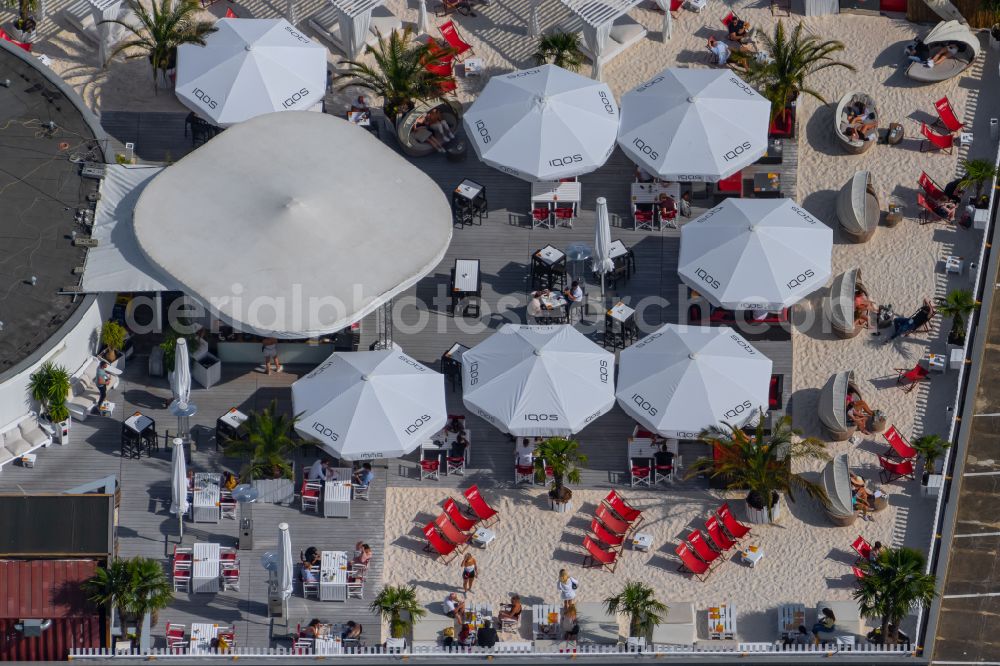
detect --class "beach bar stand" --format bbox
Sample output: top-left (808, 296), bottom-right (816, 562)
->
top-left (819, 370), bottom-right (863, 441)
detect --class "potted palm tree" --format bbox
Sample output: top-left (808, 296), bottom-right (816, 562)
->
top-left (4, 0), bottom-right (37, 42)
top-left (937, 289), bottom-right (979, 347)
top-left (82, 557), bottom-right (172, 649)
top-left (104, 0), bottom-right (216, 89)
top-left (224, 400), bottom-right (302, 503)
top-left (686, 413), bottom-right (829, 524)
top-left (911, 434), bottom-right (951, 486)
top-left (335, 28), bottom-right (455, 124)
top-left (101, 321), bottom-right (128, 364)
top-left (532, 31), bottom-right (584, 71)
top-left (28, 361), bottom-right (72, 443)
top-left (746, 21), bottom-right (854, 125)
top-left (371, 584), bottom-right (425, 643)
top-left (854, 546), bottom-right (936, 645)
top-left (958, 158), bottom-right (998, 209)
top-left (534, 437), bottom-right (587, 512)
top-left (604, 580), bottom-right (667, 646)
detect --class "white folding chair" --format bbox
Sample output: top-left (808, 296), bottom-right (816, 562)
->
top-left (347, 579), bottom-right (364, 598)
top-left (221, 563), bottom-right (240, 591)
top-left (302, 578), bottom-right (319, 599)
top-left (353, 483), bottom-right (370, 501)
top-left (630, 461), bottom-right (652, 488)
top-left (302, 481), bottom-right (321, 512)
top-left (446, 455), bottom-right (466, 476)
top-left (514, 464), bottom-right (534, 485)
top-left (172, 567), bottom-right (191, 592)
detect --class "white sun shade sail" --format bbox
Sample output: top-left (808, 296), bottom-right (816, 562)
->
top-left (618, 68), bottom-right (770, 181)
top-left (132, 111), bottom-right (453, 338)
top-left (176, 19), bottom-right (327, 127)
top-left (462, 324), bottom-right (615, 436)
top-left (678, 198), bottom-right (832, 311)
top-left (292, 350), bottom-right (446, 460)
top-left (463, 65), bottom-right (619, 182)
top-left (617, 324), bottom-right (772, 438)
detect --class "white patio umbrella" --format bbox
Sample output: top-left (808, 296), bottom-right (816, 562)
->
top-left (168, 439), bottom-right (189, 540)
top-left (278, 522), bottom-right (293, 601)
top-left (678, 198), bottom-right (832, 311)
top-left (172, 338), bottom-right (191, 407)
top-left (462, 324), bottom-right (615, 437)
top-left (617, 324), bottom-right (772, 438)
top-left (463, 64), bottom-right (619, 182)
top-left (617, 68), bottom-right (770, 181)
top-left (292, 350), bottom-right (446, 460)
top-left (175, 18), bottom-right (327, 127)
top-left (592, 196), bottom-right (614, 310)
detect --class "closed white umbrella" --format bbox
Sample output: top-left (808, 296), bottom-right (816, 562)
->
top-left (617, 324), bottom-right (772, 438)
top-left (462, 324), bottom-right (615, 436)
top-left (175, 18), bottom-right (327, 127)
top-left (168, 439), bottom-right (189, 539)
top-left (678, 198), bottom-right (832, 311)
top-left (292, 350), bottom-right (447, 460)
top-left (417, 0), bottom-right (432, 35)
top-left (592, 196), bottom-right (614, 310)
top-left (278, 522), bottom-right (293, 601)
top-left (172, 338), bottom-right (191, 408)
top-left (617, 68), bottom-right (770, 181)
top-left (463, 64), bottom-right (619, 182)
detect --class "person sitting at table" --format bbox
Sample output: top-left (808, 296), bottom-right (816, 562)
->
top-left (515, 440), bottom-right (535, 467)
top-left (442, 626), bottom-right (456, 648)
top-left (476, 619), bottom-right (499, 648)
top-left (563, 281), bottom-right (584, 319)
top-left (561, 606), bottom-right (580, 641)
top-left (447, 416), bottom-right (465, 433)
top-left (657, 194), bottom-right (678, 223)
top-left (301, 546), bottom-right (321, 567)
top-left (412, 115), bottom-right (448, 154)
top-left (353, 463), bottom-right (375, 489)
top-left (458, 623), bottom-right (476, 647)
top-left (784, 625), bottom-right (812, 646)
top-left (349, 95), bottom-right (370, 118)
top-left (222, 470), bottom-right (238, 491)
top-left (499, 594), bottom-right (523, 625)
top-left (451, 431), bottom-right (469, 460)
top-left (303, 619), bottom-right (324, 638)
top-left (654, 443), bottom-right (674, 473)
top-left (443, 592), bottom-right (465, 619)
top-left (353, 542), bottom-right (373, 566)
top-left (308, 458), bottom-right (329, 482)
top-left (527, 291), bottom-right (544, 323)
top-left (342, 621), bottom-right (362, 641)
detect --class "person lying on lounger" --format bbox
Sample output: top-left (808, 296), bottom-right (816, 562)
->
top-left (933, 199), bottom-right (958, 222)
top-left (928, 42), bottom-right (960, 67)
top-left (888, 298), bottom-right (934, 340)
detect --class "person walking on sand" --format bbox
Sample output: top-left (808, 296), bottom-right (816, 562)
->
top-left (556, 569), bottom-right (578, 609)
top-left (461, 553), bottom-right (478, 593)
top-left (261, 337), bottom-right (282, 374)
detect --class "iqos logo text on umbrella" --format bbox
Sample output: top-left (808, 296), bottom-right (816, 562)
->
top-left (404, 415), bottom-right (432, 435)
top-left (727, 76), bottom-right (757, 96)
top-left (282, 88), bottom-right (310, 109)
top-left (192, 88), bottom-right (220, 110)
top-left (310, 421), bottom-right (339, 441)
top-left (306, 359), bottom-right (334, 378)
top-left (724, 400), bottom-right (753, 420)
top-left (599, 359), bottom-right (609, 384)
top-left (635, 76), bottom-right (664, 93)
top-left (283, 26), bottom-right (312, 44)
top-left (474, 120), bottom-right (491, 144)
top-left (722, 141), bottom-right (753, 163)
top-left (633, 331), bottom-right (663, 350)
top-left (396, 355), bottom-right (428, 372)
top-left (786, 269), bottom-right (815, 290)
top-left (468, 361), bottom-right (480, 385)
top-left (631, 138), bottom-right (658, 161)
top-left (630, 393), bottom-right (658, 416)
top-left (728, 334), bottom-right (758, 355)
top-left (790, 206), bottom-right (819, 224)
top-left (583, 409), bottom-right (602, 424)
top-left (548, 154), bottom-right (583, 167)
top-left (695, 267), bottom-right (722, 290)
top-left (525, 413), bottom-right (560, 422)
top-left (474, 408), bottom-right (498, 425)
top-left (598, 91), bottom-right (615, 115)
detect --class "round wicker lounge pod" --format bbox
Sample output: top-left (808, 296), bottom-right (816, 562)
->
top-left (837, 171), bottom-right (880, 243)
top-left (821, 453), bottom-right (857, 526)
top-left (905, 21), bottom-right (981, 85)
top-left (396, 99), bottom-right (463, 157)
top-left (819, 370), bottom-right (865, 441)
top-left (834, 92), bottom-right (877, 154)
top-left (825, 268), bottom-right (870, 339)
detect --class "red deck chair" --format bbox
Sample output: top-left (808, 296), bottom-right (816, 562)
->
top-left (852, 565), bottom-right (867, 579)
top-left (603, 490), bottom-right (643, 526)
top-left (896, 364), bottom-right (929, 393)
top-left (705, 515), bottom-right (736, 552)
top-left (438, 20), bottom-right (473, 60)
top-left (686, 529), bottom-right (722, 568)
top-left (879, 456), bottom-right (916, 484)
top-left (717, 503), bottom-right (751, 541)
top-left (720, 11), bottom-right (735, 26)
top-left (675, 542), bottom-right (710, 581)
top-left (716, 170), bottom-right (743, 196)
top-left (851, 535), bottom-right (872, 561)
top-left (918, 171), bottom-right (946, 202)
top-left (443, 497), bottom-right (478, 532)
top-left (917, 192), bottom-right (948, 225)
top-left (590, 518), bottom-right (625, 551)
top-left (463, 485), bottom-right (499, 525)
top-left (919, 123), bottom-right (954, 154)
top-left (595, 503), bottom-right (631, 536)
top-left (883, 425), bottom-right (918, 460)
top-left (423, 522), bottom-right (461, 563)
top-left (435, 512), bottom-right (472, 547)
top-left (933, 96), bottom-right (964, 133)
top-left (582, 535), bottom-right (618, 572)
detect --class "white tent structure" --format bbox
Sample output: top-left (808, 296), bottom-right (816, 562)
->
top-left (678, 199), bottom-right (832, 311)
top-left (617, 324), bottom-right (772, 438)
top-left (462, 325), bottom-right (615, 437)
top-left (292, 350), bottom-right (447, 460)
top-left (618, 68), bottom-right (770, 181)
top-left (175, 19), bottom-right (327, 128)
top-left (463, 65), bottom-right (619, 182)
top-left (559, 0), bottom-right (647, 79)
top-left (88, 0), bottom-right (124, 67)
top-left (130, 111), bottom-right (452, 338)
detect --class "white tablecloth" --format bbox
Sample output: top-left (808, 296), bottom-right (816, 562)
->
top-left (630, 181), bottom-right (680, 204)
top-left (189, 623), bottom-right (219, 654)
top-left (534, 245), bottom-right (565, 266)
top-left (320, 550), bottom-right (349, 601)
top-left (192, 473), bottom-right (220, 523)
top-left (324, 481), bottom-right (352, 518)
top-left (454, 259), bottom-right (480, 293)
top-left (192, 542), bottom-right (220, 594)
top-left (532, 181), bottom-right (581, 204)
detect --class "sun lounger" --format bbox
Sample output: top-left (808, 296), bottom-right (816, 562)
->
top-left (918, 171), bottom-right (946, 202)
top-left (895, 364), bottom-right (929, 393)
top-left (815, 600), bottom-right (864, 642)
top-left (675, 542), bottom-right (710, 581)
top-left (826, 268), bottom-right (870, 339)
top-left (905, 21), bottom-right (979, 84)
top-left (463, 484), bottom-right (499, 525)
top-left (423, 522), bottom-right (462, 563)
top-left (395, 100), bottom-right (462, 157)
top-left (686, 530), bottom-right (722, 568)
top-left (834, 92), bottom-right (877, 154)
top-left (650, 601), bottom-right (696, 646)
top-left (443, 497), bottom-right (478, 532)
top-left (435, 512), bottom-right (472, 547)
top-left (575, 601), bottom-right (620, 645)
top-left (933, 96), bottom-right (964, 133)
top-left (704, 516), bottom-right (736, 552)
top-left (821, 453), bottom-right (857, 526)
top-left (919, 123), bottom-right (954, 154)
top-left (596, 504), bottom-right (631, 536)
top-left (438, 20), bottom-right (472, 60)
top-left (836, 172), bottom-right (880, 243)
top-left (590, 518), bottom-right (625, 551)
top-left (883, 425), bottom-right (918, 459)
top-left (717, 503), bottom-right (751, 541)
top-left (582, 535), bottom-right (618, 572)
top-left (879, 456), bottom-right (916, 484)
top-left (819, 370), bottom-right (863, 441)
top-left (851, 535), bottom-right (872, 561)
top-left (603, 490), bottom-right (643, 526)
top-left (568, 14), bottom-right (647, 75)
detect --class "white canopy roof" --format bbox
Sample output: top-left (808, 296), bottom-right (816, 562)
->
top-left (329, 0), bottom-right (387, 58)
top-left (924, 19), bottom-right (980, 56)
top-left (559, 0), bottom-right (644, 78)
top-left (132, 111), bottom-right (452, 338)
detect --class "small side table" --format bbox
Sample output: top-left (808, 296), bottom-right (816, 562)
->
top-left (632, 533), bottom-right (653, 552)
top-left (945, 256), bottom-right (964, 274)
top-left (473, 527), bottom-right (496, 548)
top-left (926, 353), bottom-right (947, 373)
top-left (464, 57), bottom-right (483, 77)
top-left (885, 198), bottom-right (903, 227)
top-left (959, 132), bottom-right (974, 147)
top-left (20, 453), bottom-right (37, 468)
top-left (885, 122), bottom-right (904, 145)
top-left (99, 401), bottom-right (116, 417)
top-left (740, 545), bottom-right (764, 567)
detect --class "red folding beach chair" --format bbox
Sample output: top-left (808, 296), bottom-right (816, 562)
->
top-left (852, 565), bottom-right (867, 579)
top-left (423, 522), bottom-right (461, 563)
top-left (917, 192), bottom-right (948, 225)
top-left (705, 515), bottom-right (736, 552)
top-left (919, 123), bottom-right (954, 154)
top-left (918, 171), bottom-right (946, 202)
top-left (720, 11), bottom-right (735, 26)
top-left (883, 425), bottom-right (918, 460)
top-left (603, 490), bottom-right (643, 526)
top-left (878, 456), bottom-right (916, 484)
top-left (933, 96), bottom-right (964, 133)
top-left (443, 497), bottom-right (478, 532)
top-left (717, 503), bottom-right (751, 541)
top-left (895, 363), bottom-right (929, 393)
top-left (675, 542), bottom-right (711, 581)
top-left (435, 512), bottom-right (472, 547)
top-left (582, 535), bottom-right (618, 572)
top-left (595, 503), bottom-right (631, 537)
top-left (686, 529), bottom-right (723, 568)
top-left (463, 485), bottom-right (499, 525)
top-left (850, 535), bottom-right (872, 561)
top-left (590, 518), bottom-right (625, 551)
top-left (438, 20), bottom-right (473, 60)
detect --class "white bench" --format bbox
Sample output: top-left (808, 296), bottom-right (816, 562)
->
top-left (67, 357), bottom-right (120, 422)
top-left (410, 603), bottom-right (454, 648)
top-left (0, 413), bottom-right (52, 471)
top-left (570, 14), bottom-right (647, 73)
top-left (815, 600), bottom-right (863, 643)
top-left (650, 601), bottom-right (696, 646)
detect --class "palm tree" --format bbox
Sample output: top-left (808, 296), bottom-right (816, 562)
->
top-left (685, 413), bottom-right (829, 521)
top-left (532, 31), bottom-right (584, 71)
top-left (937, 289), bottom-right (979, 345)
top-left (534, 437), bottom-right (587, 502)
top-left (371, 584), bottom-right (425, 638)
top-left (82, 557), bottom-right (172, 644)
top-left (854, 547), bottom-right (936, 645)
top-left (104, 0), bottom-right (216, 89)
top-left (223, 400), bottom-right (302, 480)
top-left (958, 158), bottom-right (998, 203)
top-left (911, 434), bottom-right (951, 476)
top-left (746, 20), bottom-right (854, 119)
top-left (335, 28), bottom-right (455, 121)
top-left (603, 581), bottom-right (667, 639)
